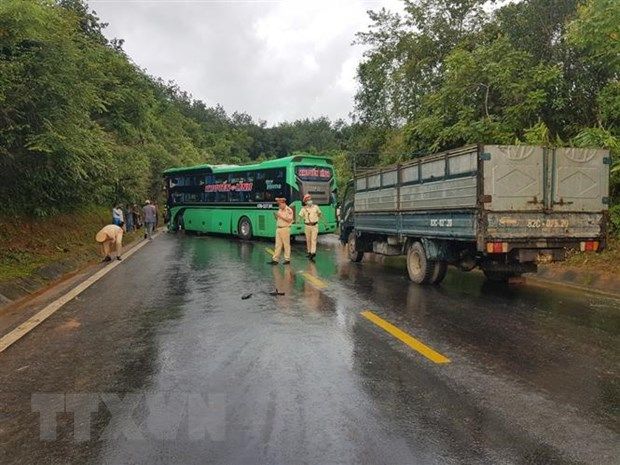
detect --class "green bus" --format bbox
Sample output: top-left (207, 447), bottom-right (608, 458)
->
top-left (163, 154), bottom-right (338, 239)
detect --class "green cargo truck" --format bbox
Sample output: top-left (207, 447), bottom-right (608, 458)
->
top-left (340, 144), bottom-right (610, 284)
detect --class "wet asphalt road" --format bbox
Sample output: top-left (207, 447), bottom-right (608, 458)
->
top-left (0, 233), bottom-right (618, 465)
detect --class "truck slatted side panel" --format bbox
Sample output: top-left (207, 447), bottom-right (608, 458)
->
top-left (354, 146), bottom-right (479, 213)
top-left (399, 177), bottom-right (477, 210)
top-left (355, 188), bottom-right (398, 212)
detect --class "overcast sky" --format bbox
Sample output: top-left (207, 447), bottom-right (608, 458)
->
top-left (90, 0), bottom-right (402, 125)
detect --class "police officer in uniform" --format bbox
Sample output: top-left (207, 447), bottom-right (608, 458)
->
top-left (299, 193), bottom-right (322, 261)
top-left (269, 197), bottom-right (294, 265)
top-left (95, 223), bottom-right (124, 262)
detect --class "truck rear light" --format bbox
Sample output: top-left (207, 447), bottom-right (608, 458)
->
top-left (486, 242), bottom-right (508, 253)
top-left (580, 241), bottom-right (599, 252)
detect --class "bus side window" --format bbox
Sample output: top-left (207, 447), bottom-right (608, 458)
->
top-left (204, 174), bottom-right (215, 202)
top-left (215, 191), bottom-right (227, 203)
top-left (254, 171), bottom-right (266, 201)
top-left (214, 173), bottom-right (228, 203)
top-left (229, 172), bottom-right (241, 202)
top-left (241, 171), bottom-right (254, 203)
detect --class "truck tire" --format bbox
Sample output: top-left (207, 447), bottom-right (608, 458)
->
top-left (430, 260), bottom-right (448, 285)
top-left (347, 231), bottom-right (364, 262)
top-left (176, 210), bottom-right (185, 231)
top-left (237, 216), bottom-right (253, 240)
top-left (483, 270), bottom-right (520, 283)
top-left (407, 241), bottom-right (435, 284)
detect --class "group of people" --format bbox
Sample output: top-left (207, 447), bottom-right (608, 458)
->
top-left (95, 200), bottom-right (159, 262)
top-left (111, 202), bottom-right (159, 233)
top-left (269, 193), bottom-right (323, 265)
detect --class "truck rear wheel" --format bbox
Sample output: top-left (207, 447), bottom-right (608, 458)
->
top-left (430, 260), bottom-right (448, 285)
top-left (407, 241), bottom-right (435, 284)
top-left (347, 231), bottom-right (364, 262)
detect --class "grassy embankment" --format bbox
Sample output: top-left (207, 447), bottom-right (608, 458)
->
top-left (557, 236), bottom-right (620, 274)
top-left (0, 206), bottom-right (144, 283)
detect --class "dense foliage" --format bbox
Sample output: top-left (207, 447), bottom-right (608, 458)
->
top-left (354, 0), bottom-right (619, 205)
top-left (0, 0), bottom-right (618, 228)
top-left (0, 0), bottom-right (347, 215)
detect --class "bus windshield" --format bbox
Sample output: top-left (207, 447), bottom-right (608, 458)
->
top-left (295, 166), bottom-right (333, 205)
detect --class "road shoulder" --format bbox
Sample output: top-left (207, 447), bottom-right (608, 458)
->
top-left (0, 232), bottom-right (160, 338)
top-left (525, 265), bottom-right (620, 298)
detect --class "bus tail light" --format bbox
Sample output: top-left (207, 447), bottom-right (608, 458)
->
top-left (486, 242), bottom-right (508, 253)
top-left (580, 241), bottom-right (599, 252)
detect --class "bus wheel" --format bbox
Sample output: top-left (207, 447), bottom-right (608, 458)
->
top-left (238, 217), bottom-right (253, 240)
top-left (176, 211), bottom-right (185, 231)
top-left (347, 231), bottom-right (363, 262)
top-left (430, 260), bottom-right (448, 285)
top-left (407, 241), bottom-right (435, 284)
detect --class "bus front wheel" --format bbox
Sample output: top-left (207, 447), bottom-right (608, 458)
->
top-left (238, 217), bottom-right (253, 240)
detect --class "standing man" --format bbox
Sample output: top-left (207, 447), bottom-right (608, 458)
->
top-left (124, 204), bottom-right (134, 232)
top-left (95, 223), bottom-right (124, 262)
top-left (268, 197), bottom-right (293, 265)
top-left (133, 204), bottom-right (142, 230)
top-left (299, 194), bottom-right (322, 261)
top-left (112, 205), bottom-right (124, 227)
top-left (142, 200), bottom-right (157, 240)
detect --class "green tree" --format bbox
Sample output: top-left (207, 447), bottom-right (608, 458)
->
top-left (409, 38), bottom-right (561, 150)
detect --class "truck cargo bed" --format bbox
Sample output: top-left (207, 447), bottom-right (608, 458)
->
top-left (352, 144), bottom-right (609, 248)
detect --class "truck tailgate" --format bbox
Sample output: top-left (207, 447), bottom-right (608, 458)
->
top-left (482, 145), bottom-right (545, 211)
top-left (482, 145), bottom-right (609, 214)
top-left (552, 148), bottom-right (609, 212)
top-left (481, 145), bottom-right (608, 243)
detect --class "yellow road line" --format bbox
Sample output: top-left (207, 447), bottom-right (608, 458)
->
top-left (0, 236), bottom-right (155, 354)
top-left (300, 272), bottom-right (327, 289)
top-left (361, 311), bottom-right (450, 364)
top-left (264, 246), bottom-right (327, 288)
